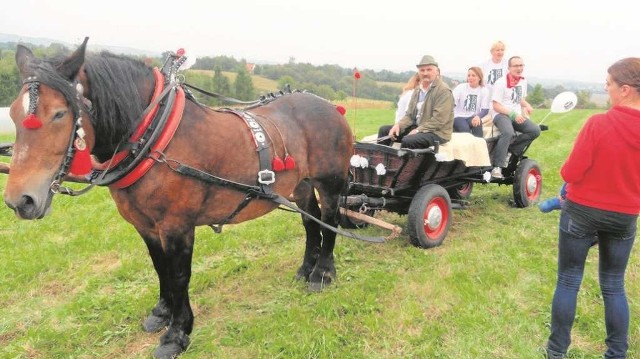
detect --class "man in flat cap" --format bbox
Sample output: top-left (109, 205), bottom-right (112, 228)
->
top-left (378, 54), bottom-right (454, 149)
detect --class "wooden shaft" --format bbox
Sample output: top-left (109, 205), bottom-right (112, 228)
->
top-left (339, 208), bottom-right (402, 240)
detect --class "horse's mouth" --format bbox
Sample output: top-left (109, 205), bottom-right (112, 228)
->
top-left (5, 190), bottom-right (54, 220)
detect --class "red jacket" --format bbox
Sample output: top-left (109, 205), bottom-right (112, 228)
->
top-left (562, 106), bottom-right (640, 214)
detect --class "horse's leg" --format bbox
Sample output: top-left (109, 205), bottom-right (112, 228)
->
top-left (293, 180), bottom-right (322, 283)
top-left (140, 234), bottom-right (172, 333)
top-left (307, 177), bottom-right (343, 292)
top-left (153, 227), bottom-right (195, 359)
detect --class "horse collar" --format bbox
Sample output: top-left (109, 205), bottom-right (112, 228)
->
top-left (90, 68), bottom-right (186, 188)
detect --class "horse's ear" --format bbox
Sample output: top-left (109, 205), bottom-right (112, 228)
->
top-left (15, 44), bottom-right (35, 77)
top-left (58, 37), bottom-right (89, 81)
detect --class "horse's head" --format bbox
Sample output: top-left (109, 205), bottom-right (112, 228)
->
top-left (4, 37), bottom-right (95, 219)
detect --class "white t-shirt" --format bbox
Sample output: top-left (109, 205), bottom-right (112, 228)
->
top-left (452, 83), bottom-right (490, 118)
top-left (395, 89), bottom-right (414, 123)
top-left (490, 76), bottom-right (528, 117)
top-left (480, 58), bottom-right (508, 92)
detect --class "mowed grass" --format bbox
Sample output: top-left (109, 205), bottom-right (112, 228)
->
top-left (2, 108), bottom-right (640, 358)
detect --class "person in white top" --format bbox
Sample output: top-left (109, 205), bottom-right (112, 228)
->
top-left (395, 72), bottom-right (420, 123)
top-left (489, 56), bottom-right (540, 179)
top-left (452, 66), bottom-right (490, 137)
top-left (479, 41), bottom-right (508, 94)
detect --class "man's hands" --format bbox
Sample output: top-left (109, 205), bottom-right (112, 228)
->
top-left (388, 124), bottom-right (401, 140)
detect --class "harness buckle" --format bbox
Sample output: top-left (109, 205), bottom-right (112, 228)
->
top-left (257, 169), bottom-right (275, 185)
top-left (50, 180), bottom-right (61, 194)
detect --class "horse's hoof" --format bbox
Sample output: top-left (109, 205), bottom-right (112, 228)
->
top-left (308, 277), bottom-right (332, 292)
top-left (308, 269), bottom-right (334, 291)
top-left (294, 267), bottom-right (311, 282)
top-left (153, 334), bottom-right (190, 359)
top-left (308, 281), bottom-right (324, 292)
top-left (143, 314), bottom-right (170, 333)
top-left (153, 343), bottom-right (184, 359)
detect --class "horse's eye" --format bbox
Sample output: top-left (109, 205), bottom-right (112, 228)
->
top-left (53, 110), bottom-right (67, 121)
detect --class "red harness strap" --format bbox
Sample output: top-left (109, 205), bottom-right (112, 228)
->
top-left (92, 68), bottom-right (164, 171)
top-left (112, 86), bottom-right (185, 188)
top-left (91, 68), bottom-right (186, 189)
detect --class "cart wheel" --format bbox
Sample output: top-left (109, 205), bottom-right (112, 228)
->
top-left (407, 184), bottom-right (452, 248)
top-left (339, 207), bottom-right (375, 229)
top-left (512, 158), bottom-right (542, 208)
top-left (448, 181), bottom-right (474, 200)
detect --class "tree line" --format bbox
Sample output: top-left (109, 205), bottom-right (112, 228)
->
top-left (0, 42), bottom-right (599, 109)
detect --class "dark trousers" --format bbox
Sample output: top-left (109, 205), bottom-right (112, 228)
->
top-left (491, 114), bottom-right (541, 167)
top-left (377, 124), bottom-right (446, 148)
top-left (453, 116), bottom-right (483, 138)
top-left (547, 201), bottom-right (637, 359)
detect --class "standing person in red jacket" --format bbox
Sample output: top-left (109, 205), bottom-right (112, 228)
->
top-left (546, 57), bottom-right (640, 359)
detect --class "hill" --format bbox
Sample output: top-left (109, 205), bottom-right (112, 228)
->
top-left (0, 33), bottom-right (606, 105)
top-left (0, 33), bottom-right (161, 57)
top-left (188, 69), bottom-right (279, 94)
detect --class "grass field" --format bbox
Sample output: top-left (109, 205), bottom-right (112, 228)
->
top-left (1, 108), bottom-right (640, 358)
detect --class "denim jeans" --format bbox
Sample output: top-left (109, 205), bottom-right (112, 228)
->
top-left (547, 201), bottom-right (637, 358)
top-left (453, 116), bottom-right (483, 137)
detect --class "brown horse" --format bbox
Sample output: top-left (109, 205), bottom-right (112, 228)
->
top-left (3, 38), bottom-right (357, 358)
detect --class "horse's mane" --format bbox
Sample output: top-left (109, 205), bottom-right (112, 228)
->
top-left (83, 52), bottom-right (152, 155)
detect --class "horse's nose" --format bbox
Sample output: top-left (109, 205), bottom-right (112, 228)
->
top-left (5, 194), bottom-right (40, 219)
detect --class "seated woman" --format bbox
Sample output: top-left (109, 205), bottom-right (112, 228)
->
top-left (452, 67), bottom-right (490, 138)
top-left (395, 72), bottom-right (420, 123)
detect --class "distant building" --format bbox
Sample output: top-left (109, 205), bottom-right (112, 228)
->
top-left (246, 63), bottom-right (256, 73)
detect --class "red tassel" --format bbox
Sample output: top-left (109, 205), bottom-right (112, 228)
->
top-left (23, 114), bottom-right (43, 129)
top-left (336, 105), bottom-right (346, 115)
top-left (284, 154), bottom-right (296, 170)
top-left (272, 157), bottom-right (285, 172)
top-left (69, 139), bottom-right (92, 176)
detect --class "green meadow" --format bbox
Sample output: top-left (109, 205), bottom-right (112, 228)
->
top-left (1, 107), bottom-right (639, 358)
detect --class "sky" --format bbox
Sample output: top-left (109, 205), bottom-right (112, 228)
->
top-left (2, 0), bottom-right (639, 84)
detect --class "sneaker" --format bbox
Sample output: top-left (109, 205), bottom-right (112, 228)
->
top-left (539, 197), bottom-right (563, 213)
top-left (491, 167), bottom-right (503, 179)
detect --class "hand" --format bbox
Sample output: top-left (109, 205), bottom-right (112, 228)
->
top-left (471, 116), bottom-right (481, 127)
top-left (515, 114), bottom-right (526, 124)
top-left (388, 124), bottom-right (400, 139)
top-left (408, 129), bottom-right (419, 135)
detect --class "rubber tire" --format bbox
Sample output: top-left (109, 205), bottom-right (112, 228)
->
top-left (407, 184), bottom-right (452, 248)
top-left (448, 182), bottom-right (474, 200)
top-left (512, 158), bottom-right (542, 208)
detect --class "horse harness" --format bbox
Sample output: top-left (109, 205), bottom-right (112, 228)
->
top-left (33, 51), bottom-right (384, 243)
top-left (159, 108), bottom-right (283, 233)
